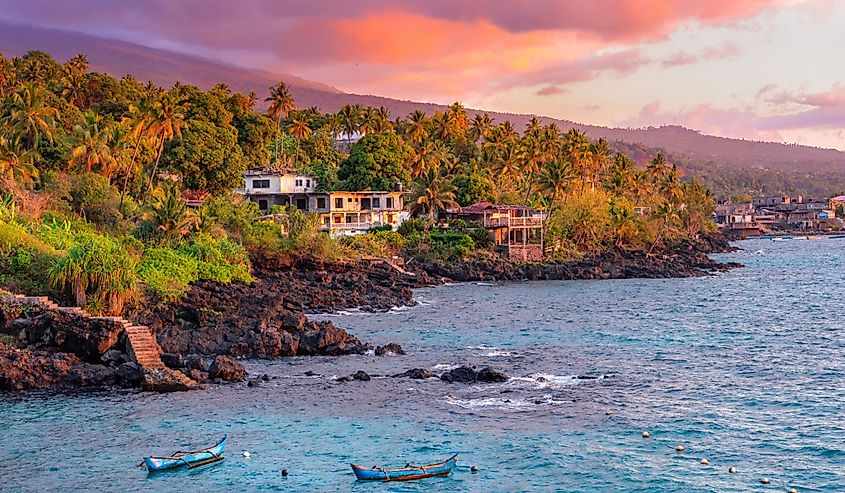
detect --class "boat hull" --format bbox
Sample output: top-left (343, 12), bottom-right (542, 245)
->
top-left (351, 454), bottom-right (458, 481)
top-left (143, 435), bottom-right (227, 472)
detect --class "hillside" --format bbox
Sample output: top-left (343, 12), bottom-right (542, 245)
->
top-left (3, 21), bottom-right (845, 196)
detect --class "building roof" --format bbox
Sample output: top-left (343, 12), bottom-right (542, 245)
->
top-left (830, 195), bottom-right (845, 201)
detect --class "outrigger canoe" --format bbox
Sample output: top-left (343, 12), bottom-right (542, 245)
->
top-left (143, 435), bottom-right (227, 472)
top-left (351, 453), bottom-right (458, 481)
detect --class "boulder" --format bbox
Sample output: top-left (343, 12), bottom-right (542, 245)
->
top-left (351, 370), bottom-right (371, 381)
top-left (440, 366), bottom-right (478, 383)
top-left (208, 355), bottom-right (246, 382)
top-left (116, 362), bottom-right (143, 386)
top-left (160, 353), bottom-right (185, 369)
top-left (375, 343), bottom-right (406, 356)
top-left (186, 369), bottom-right (208, 384)
top-left (142, 367), bottom-right (202, 392)
top-left (476, 367), bottom-right (509, 383)
top-left (247, 378), bottom-right (262, 387)
top-left (392, 368), bottom-right (432, 379)
top-left (62, 362), bottom-right (118, 387)
top-left (101, 349), bottom-right (127, 366)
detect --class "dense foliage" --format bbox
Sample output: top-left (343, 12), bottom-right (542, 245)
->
top-left (0, 50), bottom-right (719, 311)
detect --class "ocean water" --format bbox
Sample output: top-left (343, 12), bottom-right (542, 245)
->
top-left (2, 238), bottom-right (844, 492)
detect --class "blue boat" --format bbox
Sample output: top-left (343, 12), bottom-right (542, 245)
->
top-left (351, 453), bottom-right (458, 481)
top-left (143, 435), bottom-right (227, 472)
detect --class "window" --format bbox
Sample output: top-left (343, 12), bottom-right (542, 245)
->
top-left (347, 197), bottom-right (353, 203)
top-left (386, 197), bottom-right (394, 209)
top-left (296, 198), bottom-right (307, 210)
top-left (306, 179), bottom-right (311, 188)
top-left (345, 215), bottom-right (353, 223)
top-left (317, 197), bottom-right (326, 209)
top-left (361, 198), bottom-right (371, 210)
top-left (373, 198), bottom-right (380, 208)
top-left (257, 199), bottom-right (268, 210)
top-left (333, 214), bottom-right (342, 224)
top-left (252, 179), bottom-right (270, 189)
top-left (295, 179), bottom-right (302, 186)
top-left (335, 198), bottom-right (343, 208)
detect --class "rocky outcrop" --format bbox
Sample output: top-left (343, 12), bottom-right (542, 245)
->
top-left (137, 280), bottom-right (371, 360)
top-left (392, 368), bottom-right (433, 379)
top-left (375, 343), bottom-right (406, 356)
top-left (142, 367), bottom-right (203, 392)
top-left (4, 308), bottom-right (123, 362)
top-left (412, 234), bottom-right (740, 283)
top-left (440, 366), bottom-right (509, 384)
top-left (208, 355), bottom-right (246, 382)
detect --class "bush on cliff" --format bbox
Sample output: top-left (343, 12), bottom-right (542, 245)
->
top-left (340, 230), bottom-right (405, 257)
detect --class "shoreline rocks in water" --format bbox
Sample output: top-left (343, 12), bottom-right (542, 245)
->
top-left (409, 233), bottom-right (740, 283)
top-left (439, 366), bottom-right (509, 384)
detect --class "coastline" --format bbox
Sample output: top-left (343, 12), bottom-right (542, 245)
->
top-left (0, 234), bottom-right (739, 392)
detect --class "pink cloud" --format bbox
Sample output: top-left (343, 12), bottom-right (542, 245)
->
top-left (661, 41), bottom-right (741, 68)
top-left (536, 85), bottom-right (569, 96)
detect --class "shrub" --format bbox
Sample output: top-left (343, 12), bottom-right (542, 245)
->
top-left (50, 231), bottom-right (139, 314)
top-left (341, 230), bottom-right (406, 257)
top-left (429, 231), bottom-right (475, 258)
top-left (137, 247), bottom-right (199, 302)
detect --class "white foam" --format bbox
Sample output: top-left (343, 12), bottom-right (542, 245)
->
top-left (508, 373), bottom-right (606, 389)
top-left (444, 394), bottom-right (566, 410)
top-left (484, 349), bottom-right (513, 357)
top-left (432, 363), bottom-right (460, 371)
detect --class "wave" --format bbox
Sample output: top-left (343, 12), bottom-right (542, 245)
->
top-left (444, 394), bottom-right (567, 410)
top-left (508, 373), bottom-right (609, 389)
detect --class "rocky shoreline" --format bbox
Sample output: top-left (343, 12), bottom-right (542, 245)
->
top-left (0, 233), bottom-right (739, 392)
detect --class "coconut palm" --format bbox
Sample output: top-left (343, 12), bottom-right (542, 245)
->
top-left (145, 95), bottom-right (187, 197)
top-left (4, 82), bottom-right (58, 150)
top-left (404, 110), bottom-right (429, 145)
top-left (144, 180), bottom-right (197, 242)
top-left (337, 104), bottom-right (361, 142)
top-left (649, 199), bottom-right (679, 253)
top-left (538, 158), bottom-right (575, 209)
top-left (60, 54), bottom-right (88, 106)
top-left (469, 113), bottom-right (494, 142)
top-left (408, 166), bottom-right (459, 220)
top-left (0, 136), bottom-right (39, 185)
top-left (120, 96), bottom-right (155, 209)
top-left (66, 112), bottom-right (117, 176)
top-left (0, 55), bottom-right (17, 98)
top-left (265, 82), bottom-right (295, 163)
top-left (287, 117), bottom-right (313, 165)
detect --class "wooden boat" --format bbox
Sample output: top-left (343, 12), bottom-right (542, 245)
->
top-left (143, 435), bottom-right (227, 472)
top-left (351, 453), bottom-right (458, 481)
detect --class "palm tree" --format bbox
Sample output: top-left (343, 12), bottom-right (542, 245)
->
top-left (606, 154), bottom-right (636, 198)
top-left (337, 104), bottom-right (361, 144)
top-left (120, 96), bottom-right (155, 209)
top-left (469, 113), bottom-right (493, 142)
top-left (359, 107), bottom-right (379, 135)
top-left (66, 113), bottom-right (117, 176)
top-left (408, 166), bottom-right (459, 220)
top-left (60, 54), bottom-right (88, 106)
top-left (649, 200), bottom-right (679, 254)
top-left (144, 180), bottom-right (197, 242)
top-left (609, 198), bottom-right (639, 248)
top-left (287, 117), bottom-right (313, 166)
top-left (265, 82), bottom-right (295, 163)
top-left (538, 158), bottom-right (575, 209)
top-left (524, 116), bottom-right (542, 137)
top-left (404, 110), bottom-right (429, 144)
top-left (145, 95), bottom-right (187, 197)
top-left (0, 55), bottom-right (17, 98)
top-left (4, 82), bottom-right (58, 150)
top-left (0, 136), bottom-right (38, 185)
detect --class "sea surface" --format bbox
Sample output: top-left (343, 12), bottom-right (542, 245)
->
top-left (2, 238), bottom-right (844, 492)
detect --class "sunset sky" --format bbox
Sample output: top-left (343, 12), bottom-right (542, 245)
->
top-left (2, 0), bottom-right (844, 149)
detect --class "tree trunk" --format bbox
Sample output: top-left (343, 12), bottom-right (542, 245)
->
top-left (146, 135), bottom-right (165, 199)
top-left (120, 133), bottom-right (144, 212)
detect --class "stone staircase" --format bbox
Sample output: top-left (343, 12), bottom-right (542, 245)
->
top-left (3, 294), bottom-right (165, 370)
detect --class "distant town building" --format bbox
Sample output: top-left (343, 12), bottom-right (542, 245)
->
top-left (448, 202), bottom-right (546, 261)
top-left (236, 168), bottom-right (406, 236)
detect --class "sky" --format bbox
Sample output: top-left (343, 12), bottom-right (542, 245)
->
top-left (2, 0), bottom-right (844, 149)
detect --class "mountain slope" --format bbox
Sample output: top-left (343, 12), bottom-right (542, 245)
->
top-left (3, 21), bottom-right (845, 178)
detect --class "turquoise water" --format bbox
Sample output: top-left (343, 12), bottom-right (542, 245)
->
top-left (2, 238), bottom-right (844, 492)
